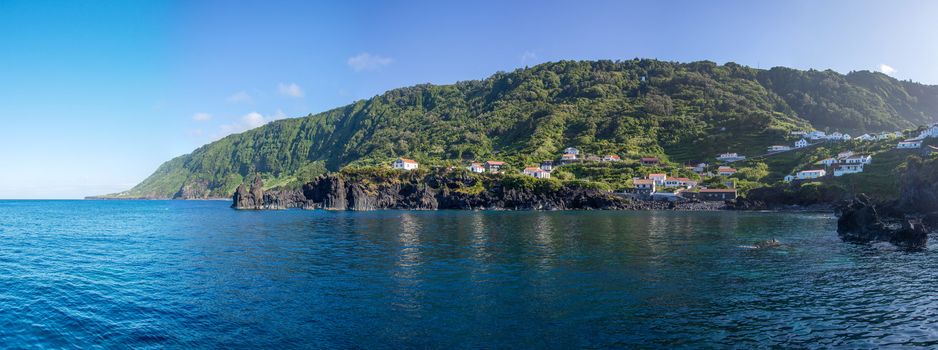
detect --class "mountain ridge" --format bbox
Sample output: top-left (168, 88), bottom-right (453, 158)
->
top-left (103, 59), bottom-right (938, 199)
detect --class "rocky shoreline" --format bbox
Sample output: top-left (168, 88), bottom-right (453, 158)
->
top-left (232, 171), bottom-right (733, 212)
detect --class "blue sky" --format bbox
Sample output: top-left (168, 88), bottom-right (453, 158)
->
top-left (1, 0), bottom-right (937, 199)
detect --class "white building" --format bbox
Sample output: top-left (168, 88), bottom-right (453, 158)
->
top-left (717, 166), bottom-right (737, 176)
top-left (829, 132), bottom-right (843, 140)
top-left (664, 177), bottom-right (697, 189)
top-left (855, 134), bottom-right (874, 141)
top-left (540, 161), bottom-right (554, 171)
top-left (795, 139), bottom-right (809, 148)
top-left (768, 145), bottom-right (792, 152)
top-left (817, 157), bottom-right (838, 166)
top-left (602, 154), bottom-right (621, 162)
top-left (836, 151), bottom-right (855, 159)
top-left (808, 131), bottom-right (827, 140)
top-left (716, 153), bottom-right (746, 162)
top-left (691, 163), bottom-right (708, 173)
top-left (784, 175), bottom-right (795, 182)
top-left (563, 147), bottom-right (580, 155)
top-left (844, 155), bottom-right (872, 165)
top-left (633, 179), bottom-right (656, 194)
top-left (647, 173), bottom-right (667, 186)
top-left (898, 140), bottom-right (923, 149)
top-left (796, 169), bottom-right (827, 180)
top-left (468, 163), bottom-right (485, 173)
top-left (834, 164), bottom-right (864, 177)
top-left (522, 167), bottom-right (551, 179)
top-left (919, 125), bottom-right (938, 139)
top-left (393, 158), bottom-right (419, 170)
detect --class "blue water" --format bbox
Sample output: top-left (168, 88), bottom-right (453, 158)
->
top-left (1, 201), bottom-right (937, 348)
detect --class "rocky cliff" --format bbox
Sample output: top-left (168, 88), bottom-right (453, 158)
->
top-left (231, 169), bottom-right (725, 211)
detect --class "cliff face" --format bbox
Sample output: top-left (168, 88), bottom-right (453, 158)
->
top-left (232, 175), bottom-right (309, 210)
top-left (232, 170), bottom-right (668, 211)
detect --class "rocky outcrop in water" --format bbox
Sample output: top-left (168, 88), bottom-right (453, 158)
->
top-left (836, 156), bottom-right (938, 249)
top-left (836, 194), bottom-right (928, 249)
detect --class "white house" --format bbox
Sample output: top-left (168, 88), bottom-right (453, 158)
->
top-left (897, 140), bottom-right (923, 149)
top-left (648, 173), bottom-right (667, 186)
top-left (563, 147), bottom-right (580, 155)
top-left (856, 134), bottom-right (874, 141)
top-left (393, 158), bottom-right (419, 170)
top-left (796, 169), bottom-right (827, 180)
top-left (664, 177), bottom-right (697, 189)
top-left (834, 164), bottom-right (864, 177)
top-left (716, 153), bottom-right (746, 162)
top-left (468, 163), bottom-right (485, 173)
top-left (561, 153), bottom-right (578, 162)
top-left (633, 179), bottom-right (656, 194)
top-left (795, 139), bottom-right (809, 148)
top-left (841, 134), bottom-right (852, 141)
top-left (829, 132), bottom-right (844, 140)
top-left (484, 160), bottom-right (505, 173)
top-left (817, 157), bottom-right (839, 166)
top-left (919, 125), bottom-right (938, 139)
top-left (784, 175), bottom-right (795, 182)
top-left (522, 167), bottom-right (551, 179)
top-left (844, 155), bottom-right (872, 165)
top-left (808, 131), bottom-right (827, 140)
top-left (791, 131), bottom-right (807, 136)
top-left (602, 154), bottom-right (621, 162)
top-left (717, 166), bottom-right (737, 176)
top-left (768, 145), bottom-right (792, 152)
top-left (540, 161), bottom-right (554, 171)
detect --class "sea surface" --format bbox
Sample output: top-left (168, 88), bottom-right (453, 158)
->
top-left (1, 200), bottom-right (937, 349)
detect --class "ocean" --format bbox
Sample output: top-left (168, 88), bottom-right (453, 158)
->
top-left (1, 200), bottom-right (936, 348)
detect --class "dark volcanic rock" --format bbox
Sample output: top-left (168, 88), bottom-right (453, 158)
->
top-left (836, 156), bottom-right (938, 249)
top-left (837, 194), bottom-right (928, 250)
top-left (234, 170), bottom-right (732, 212)
top-left (232, 174), bottom-right (309, 210)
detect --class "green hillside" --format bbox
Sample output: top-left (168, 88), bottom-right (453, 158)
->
top-left (106, 59), bottom-right (938, 199)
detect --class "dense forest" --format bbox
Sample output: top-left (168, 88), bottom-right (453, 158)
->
top-left (108, 59), bottom-right (938, 198)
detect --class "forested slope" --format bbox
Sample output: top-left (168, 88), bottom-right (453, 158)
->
top-left (106, 59), bottom-right (938, 198)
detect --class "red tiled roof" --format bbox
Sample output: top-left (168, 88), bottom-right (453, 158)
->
top-left (486, 161), bottom-right (505, 165)
top-left (397, 158), bottom-right (417, 164)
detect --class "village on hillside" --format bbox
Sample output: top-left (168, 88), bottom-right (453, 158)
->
top-left (388, 123), bottom-right (938, 202)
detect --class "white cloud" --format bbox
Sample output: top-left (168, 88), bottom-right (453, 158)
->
top-left (192, 112), bottom-right (212, 122)
top-left (879, 64), bottom-right (897, 75)
top-left (347, 53), bottom-right (393, 72)
top-left (278, 83), bottom-right (305, 98)
top-left (216, 111), bottom-right (289, 138)
top-left (521, 51), bottom-right (538, 65)
top-left (227, 91), bottom-right (253, 104)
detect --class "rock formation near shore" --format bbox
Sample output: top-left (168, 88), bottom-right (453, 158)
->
top-left (836, 156), bottom-right (938, 249)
